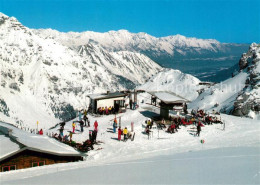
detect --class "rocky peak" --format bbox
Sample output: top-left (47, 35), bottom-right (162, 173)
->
top-left (233, 43), bottom-right (260, 119)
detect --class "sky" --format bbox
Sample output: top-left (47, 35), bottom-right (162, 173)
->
top-left (0, 0), bottom-right (259, 43)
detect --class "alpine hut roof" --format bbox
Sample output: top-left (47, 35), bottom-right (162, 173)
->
top-left (87, 92), bottom-right (127, 100)
top-left (0, 121), bottom-right (85, 162)
top-left (148, 91), bottom-right (190, 104)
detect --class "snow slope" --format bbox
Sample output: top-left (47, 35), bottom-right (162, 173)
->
top-left (138, 68), bottom-right (201, 101)
top-left (188, 72), bottom-right (248, 112)
top-left (0, 105), bottom-right (259, 184)
top-left (4, 147), bottom-right (260, 185)
top-left (0, 13), bottom-right (161, 128)
top-left (78, 43), bottom-right (161, 84)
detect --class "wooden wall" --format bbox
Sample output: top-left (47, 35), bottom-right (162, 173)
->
top-left (0, 149), bottom-right (82, 172)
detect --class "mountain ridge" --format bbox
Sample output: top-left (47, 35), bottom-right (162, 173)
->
top-left (33, 26), bottom-right (249, 82)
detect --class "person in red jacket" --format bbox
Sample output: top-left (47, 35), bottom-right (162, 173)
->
top-left (94, 120), bottom-right (98, 132)
top-left (118, 127), bottom-right (122, 141)
top-left (39, 129), bottom-right (43, 135)
top-left (197, 121), bottom-right (204, 136)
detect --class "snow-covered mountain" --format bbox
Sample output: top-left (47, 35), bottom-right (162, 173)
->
top-left (232, 43), bottom-right (260, 119)
top-left (33, 29), bottom-right (223, 55)
top-left (189, 43), bottom-right (260, 119)
top-left (138, 68), bottom-right (201, 101)
top-left (78, 43), bottom-right (161, 84)
top-left (0, 13), bottom-right (161, 128)
top-left (188, 72), bottom-right (247, 113)
top-left (33, 27), bottom-right (249, 82)
top-left (33, 28), bottom-right (248, 61)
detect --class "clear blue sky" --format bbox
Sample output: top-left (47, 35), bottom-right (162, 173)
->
top-left (0, 0), bottom-right (259, 43)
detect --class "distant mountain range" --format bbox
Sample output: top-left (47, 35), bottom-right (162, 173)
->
top-left (33, 25), bottom-right (249, 82)
top-left (33, 28), bottom-right (249, 67)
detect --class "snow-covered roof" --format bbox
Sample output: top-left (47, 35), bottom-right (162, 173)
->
top-left (0, 133), bottom-right (21, 160)
top-left (88, 92), bottom-right (127, 100)
top-left (0, 121), bottom-right (84, 161)
top-left (149, 91), bottom-right (189, 104)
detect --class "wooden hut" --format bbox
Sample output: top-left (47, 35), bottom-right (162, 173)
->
top-left (88, 91), bottom-right (127, 114)
top-left (0, 122), bottom-right (85, 172)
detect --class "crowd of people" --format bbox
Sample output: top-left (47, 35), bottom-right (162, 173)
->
top-left (141, 108), bottom-right (223, 138)
top-left (33, 104), bottom-right (224, 154)
top-left (47, 109), bottom-right (100, 152)
top-left (117, 126), bottom-right (134, 141)
top-left (97, 106), bottom-right (116, 115)
top-left (191, 109), bottom-right (222, 125)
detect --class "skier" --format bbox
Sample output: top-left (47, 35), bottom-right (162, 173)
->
top-left (183, 103), bottom-right (188, 114)
top-left (123, 127), bottom-right (128, 141)
top-left (89, 130), bottom-right (92, 141)
top-left (83, 114), bottom-right (87, 126)
top-left (111, 106), bottom-right (115, 114)
top-left (92, 129), bottom-right (97, 143)
top-left (94, 120), bottom-right (98, 132)
top-left (129, 99), bottom-right (133, 110)
top-left (60, 121), bottom-right (65, 129)
top-left (83, 109), bottom-right (87, 116)
top-left (105, 106), bottom-right (109, 115)
top-left (169, 124), bottom-right (175, 134)
top-left (108, 106), bottom-right (112, 114)
top-left (145, 126), bottom-right (151, 139)
top-left (59, 127), bottom-right (64, 137)
top-left (118, 127), bottom-right (122, 141)
top-left (197, 121), bottom-right (204, 136)
top-left (79, 120), bottom-right (84, 132)
top-left (209, 116), bottom-right (213, 125)
top-left (87, 117), bottom-right (90, 127)
top-left (69, 131), bottom-right (73, 141)
top-left (147, 119), bottom-right (152, 129)
top-left (72, 122), bottom-right (76, 133)
top-left (98, 107), bottom-right (102, 115)
top-left (133, 102), bottom-right (136, 110)
top-left (113, 117), bottom-right (117, 133)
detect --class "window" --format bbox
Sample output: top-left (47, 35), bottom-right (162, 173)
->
top-left (2, 165), bottom-right (16, 172)
top-left (32, 161), bottom-right (45, 167)
top-left (119, 100), bottom-right (125, 107)
top-left (115, 100), bottom-right (125, 107)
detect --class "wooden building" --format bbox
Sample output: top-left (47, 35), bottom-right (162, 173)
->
top-left (0, 122), bottom-right (85, 172)
top-left (88, 91), bottom-right (127, 114)
top-left (148, 91), bottom-right (189, 119)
